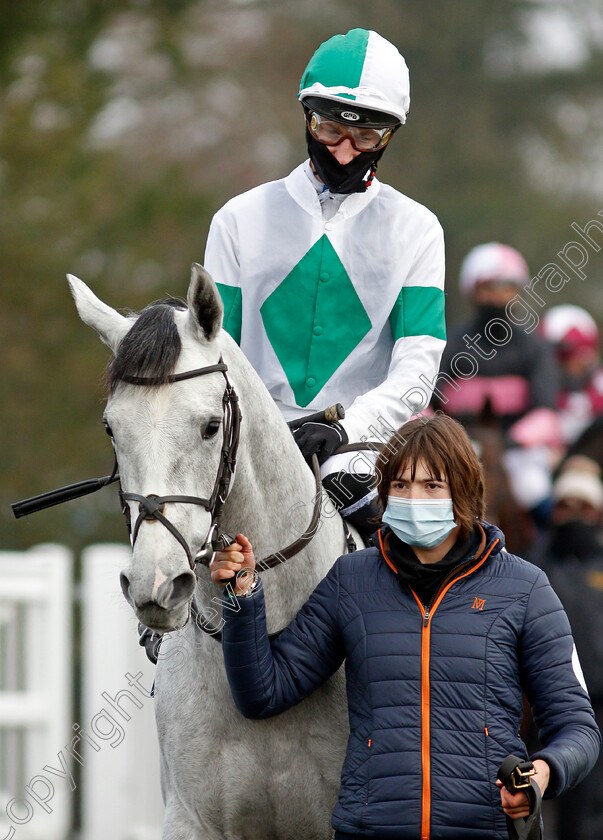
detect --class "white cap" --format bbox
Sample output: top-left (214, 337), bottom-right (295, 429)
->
top-left (541, 304), bottom-right (599, 346)
top-left (459, 242), bottom-right (530, 295)
top-left (553, 457), bottom-right (603, 509)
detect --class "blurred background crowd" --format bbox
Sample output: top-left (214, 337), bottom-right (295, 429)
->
top-left (1, 1), bottom-right (603, 837)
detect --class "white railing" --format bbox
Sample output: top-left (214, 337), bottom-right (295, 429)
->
top-left (0, 545), bottom-right (71, 840)
top-left (80, 544), bottom-right (163, 840)
top-left (0, 544), bottom-right (164, 840)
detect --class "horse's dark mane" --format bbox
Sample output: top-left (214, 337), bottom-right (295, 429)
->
top-left (108, 298), bottom-right (187, 392)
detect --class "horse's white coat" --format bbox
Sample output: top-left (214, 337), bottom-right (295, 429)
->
top-left (68, 266), bottom-right (353, 840)
top-left (152, 566), bottom-right (169, 602)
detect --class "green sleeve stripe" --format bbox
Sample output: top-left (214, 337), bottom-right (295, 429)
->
top-left (390, 286), bottom-right (446, 342)
top-left (216, 283), bottom-right (242, 345)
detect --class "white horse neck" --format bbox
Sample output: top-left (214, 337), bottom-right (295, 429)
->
top-left (197, 332), bottom-right (345, 621)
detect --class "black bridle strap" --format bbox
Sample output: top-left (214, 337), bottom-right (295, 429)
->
top-left (115, 358), bottom-right (244, 640)
top-left (210, 379), bottom-right (241, 522)
top-left (119, 359), bottom-right (241, 573)
top-left (254, 440), bottom-right (379, 570)
top-left (10, 363), bottom-right (231, 519)
top-left (121, 492), bottom-right (213, 570)
top-left (120, 362), bottom-right (228, 386)
top-left (258, 453), bottom-right (322, 570)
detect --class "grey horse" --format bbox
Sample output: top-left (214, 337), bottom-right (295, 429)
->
top-left (68, 265), bottom-right (357, 840)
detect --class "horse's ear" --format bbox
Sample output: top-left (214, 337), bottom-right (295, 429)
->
top-left (67, 274), bottom-right (131, 351)
top-left (187, 263), bottom-right (224, 342)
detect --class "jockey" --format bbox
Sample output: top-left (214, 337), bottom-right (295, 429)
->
top-left (433, 242), bottom-right (561, 519)
top-left (204, 29), bottom-right (446, 536)
top-left (541, 304), bottom-right (603, 446)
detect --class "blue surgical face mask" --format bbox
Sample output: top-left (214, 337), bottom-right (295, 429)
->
top-left (382, 496), bottom-right (456, 549)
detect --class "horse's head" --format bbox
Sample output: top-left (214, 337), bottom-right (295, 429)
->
top-left (69, 264), bottom-right (232, 633)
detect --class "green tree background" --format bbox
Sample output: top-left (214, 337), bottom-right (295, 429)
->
top-left (2, 0), bottom-right (603, 552)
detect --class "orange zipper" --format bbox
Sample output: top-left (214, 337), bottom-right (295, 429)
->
top-left (380, 531), bottom-right (499, 840)
top-left (418, 598), bottom-right (432, 840)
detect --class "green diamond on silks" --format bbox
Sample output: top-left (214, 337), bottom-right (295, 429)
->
top-left (261, 235), bottom-right (372, 407)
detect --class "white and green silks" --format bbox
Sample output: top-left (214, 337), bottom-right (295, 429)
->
top-left (204, 161), bottom-right (446, 447)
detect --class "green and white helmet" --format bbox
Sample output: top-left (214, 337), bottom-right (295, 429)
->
top-left (299, 28), bottom-right (410, 126)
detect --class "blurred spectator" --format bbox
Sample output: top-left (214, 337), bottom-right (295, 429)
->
top-left (529, 455), bottom-right (603, 840)
top-left (433, 242), bottom-right (561, 521)
top-left (541, 304), bottom-right (603, 446)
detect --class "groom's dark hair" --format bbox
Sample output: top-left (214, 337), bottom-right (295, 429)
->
top-left (376, 412), bottom-right (486, 540)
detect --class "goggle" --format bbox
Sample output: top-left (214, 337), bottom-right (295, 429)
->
top-left (307, 111), bottom-right (397, 153)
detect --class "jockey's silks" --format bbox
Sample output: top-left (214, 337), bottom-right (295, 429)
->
top-left (204, 160), bottom-right (446, 443)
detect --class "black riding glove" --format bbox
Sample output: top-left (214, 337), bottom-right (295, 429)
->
top-left (292, 420), bottom-right (349, 466)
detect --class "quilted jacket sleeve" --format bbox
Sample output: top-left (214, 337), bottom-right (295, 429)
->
top-left (520, 570), bottom-right (601, 797)
top-left (220, 561), bottom-right (345, 719)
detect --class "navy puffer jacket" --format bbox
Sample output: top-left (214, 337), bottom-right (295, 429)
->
top-left (221, 522), bottom-right (600, 839)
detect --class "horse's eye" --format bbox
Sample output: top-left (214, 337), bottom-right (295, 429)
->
top-left (203, 420), bottom-right (221, 439)
top-left (104, 422), bottom-right (114, 438)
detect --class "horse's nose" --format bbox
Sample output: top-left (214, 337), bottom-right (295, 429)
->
top-left (119, 568), bottom-right (196, 611)
top-left (120, 571), bottom-right (135, 607)
top-left (156, 571), bottom-right (196, 610)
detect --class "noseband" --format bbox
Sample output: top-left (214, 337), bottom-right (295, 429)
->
top-left (117, 357), bottom-right (326, 644)
top-left (119, 359), bottom-right (241, 573)
top-left (12, 355), bottom-right (328, 643)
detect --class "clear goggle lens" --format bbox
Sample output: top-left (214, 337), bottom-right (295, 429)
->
top-left (308, 111), bottom-right (395, 152)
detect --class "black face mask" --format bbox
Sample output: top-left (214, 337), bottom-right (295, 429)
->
top-left (306, 130), bottom-right (384, 195)
top-left (475, 304), bottom-right (508, 326)
top-left (551, 520), bottom-right (603, 561)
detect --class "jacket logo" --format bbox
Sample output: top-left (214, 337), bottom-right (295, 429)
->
top-left (587, 570), bottom-right (603, 591)
top-left (472, 597), bottom-right (486, 611)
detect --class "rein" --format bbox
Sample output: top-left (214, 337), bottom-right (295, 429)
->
top-left (12, 357), bottom-right (375, 644)
top-left (13, 356), bottom-right (326, 641)
top-left (258, 455), bottom-right (322, 569)
top-left (117, 358), bottom-right (324, 576)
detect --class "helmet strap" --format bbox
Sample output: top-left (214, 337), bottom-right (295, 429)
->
top-left (306, 129), bottom-right (385, 194)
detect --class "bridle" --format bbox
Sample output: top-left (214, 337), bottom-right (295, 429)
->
top-left (12, 356), bottom-right (345, 643)
top-left (118, 359), bottom-right (241, 573)
top-left (113, 356), bottom-right (326, 641)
